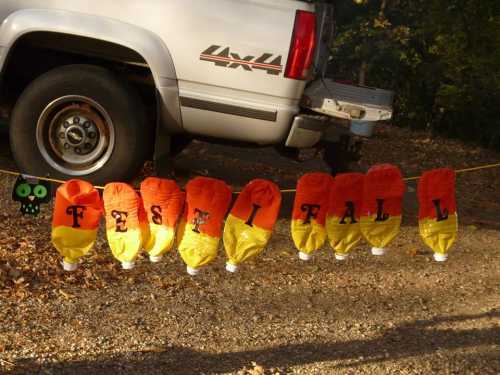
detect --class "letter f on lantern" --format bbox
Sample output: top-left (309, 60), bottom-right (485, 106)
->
top-left (66, 205), bottom-right (86, 228)
top-left (301, 204), bottom-right (320, 224)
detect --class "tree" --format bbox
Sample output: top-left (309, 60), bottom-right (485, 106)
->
top-left (327, 0), bottom-right (500, 148)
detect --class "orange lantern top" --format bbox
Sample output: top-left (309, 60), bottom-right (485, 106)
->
top-left (52, 179), bottom-right (102, 230)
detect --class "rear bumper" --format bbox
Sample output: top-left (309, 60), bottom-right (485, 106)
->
top-left (304, 79), bottom-right (394, 122)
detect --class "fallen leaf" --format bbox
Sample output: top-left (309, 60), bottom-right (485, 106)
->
top-left (59, 289), bottom-right (75, 299)
top-left (407, 247), bottom-right (418, 257)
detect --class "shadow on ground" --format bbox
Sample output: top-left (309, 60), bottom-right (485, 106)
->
top-left (7, 310), bottom-right (500, 374)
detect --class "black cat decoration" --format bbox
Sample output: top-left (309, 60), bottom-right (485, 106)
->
top-left (12, 175), bottom-right (52, 216)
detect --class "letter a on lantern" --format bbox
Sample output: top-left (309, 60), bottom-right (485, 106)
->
top-left (360, 164), bottom-right (405, 256)
top-left (140, 177), bottom-right (185, 263)
top-left (52, 179), bottom-right (102, 271)
top-left (291, 173), bottom-right (334, 261)
top-left (223, 179), bottom-right (281, 272)
top-left (103, 183), bottom-right (149, 269)
top-left (177, 177), bottom-right (232, 275)
top-left (326, 173), bottom-right (365, 260)
top-left (418, 168), bottom-right (458, 262)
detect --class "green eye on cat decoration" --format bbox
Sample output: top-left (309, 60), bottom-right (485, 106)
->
top-left (12, 175), bottom-right (52, 216)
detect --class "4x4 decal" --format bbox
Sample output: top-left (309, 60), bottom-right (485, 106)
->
top-left (200, 45), bottom-right (283, 75)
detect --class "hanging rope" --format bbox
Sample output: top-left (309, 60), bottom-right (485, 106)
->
top-left (0, 161), bottom-right (499, 194)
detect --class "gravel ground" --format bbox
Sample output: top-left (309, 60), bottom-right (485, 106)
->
top-left (0, 124), bottom-right (499, 374)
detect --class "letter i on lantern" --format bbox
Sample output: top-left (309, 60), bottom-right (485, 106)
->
top-left (103, 183), bottom-right (149, 269)
top-left (52, 180), bottom-right (102, 271)
top-left (326, 173), bottom-right (365, 261)
top-left (140, 177), bottom-right (185, 263)
top-left (291, 173), bottom-right (333, 261)
top-left (223, 179), bottom-right (281, 272)
top-left (360, 164), bottom-right (405, 256)
top-left (177, 177), bottom-right (232, 276)
top-left (418, 168), bottom-right (458, 262)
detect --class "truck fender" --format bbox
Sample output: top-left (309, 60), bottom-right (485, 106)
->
top-left (0, 8), bottom-right (182, 131)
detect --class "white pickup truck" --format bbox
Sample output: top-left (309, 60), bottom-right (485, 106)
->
top-left (0, 0), bottom-right (392, 183)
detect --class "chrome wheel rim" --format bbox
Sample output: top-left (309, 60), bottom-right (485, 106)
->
top-left (36, 95), bottom-right (115, 176)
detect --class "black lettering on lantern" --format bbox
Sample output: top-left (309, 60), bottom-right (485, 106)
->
top-left (111, 210), bottom-right (129, 233)
top-left (245, 204), bottom-right (261, 227)
top-left (301, 204), bottom-right (320, 224)
top-left (192, 208), bottom-right (210, 233)
top-left (339, 201), bottom-right (357, 224)
top-left (151, 205), bottom-right (163, 225)
top-left (375, 199), bottom-right (390, 222)
top-left (432, 199), bottom-right (449, 222)
top-left (66, 205), bottom-right (86, 228)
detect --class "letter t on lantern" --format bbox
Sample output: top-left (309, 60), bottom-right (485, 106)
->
top-left (177, 177), bottom-right (232, 276)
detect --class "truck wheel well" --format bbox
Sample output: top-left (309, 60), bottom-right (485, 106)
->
top-left (0, 32), bottom-right (158, 140)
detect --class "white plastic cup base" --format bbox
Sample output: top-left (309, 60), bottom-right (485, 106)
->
top-left (149, 255), bottom-right (163, 263)
top-left (299, 252), bottom-right (312, 261)
top-left (433, 253), bottom-right (448, 262)
top-left (121, 261), bottom-right (135, 270)
top-left (225, 263), bottom-right (238, 273)
top-left (62, 261), bottom-right (78, 272)
top-left (371, 247), bottom-right (386, 256)
top-left (335, 253), bottom-right (349, 261)
top-left (187, 266), bottom-right (199, 276)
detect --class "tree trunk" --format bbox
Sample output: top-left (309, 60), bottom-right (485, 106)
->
top-left (359, 61), bottom-right (368, 86)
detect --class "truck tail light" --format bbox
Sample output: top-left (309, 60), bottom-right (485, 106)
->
top-left (285, 10), bottom-right (317, 80)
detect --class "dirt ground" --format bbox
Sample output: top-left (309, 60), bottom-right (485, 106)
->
top-left (0, 124), bottom-right (499, 374)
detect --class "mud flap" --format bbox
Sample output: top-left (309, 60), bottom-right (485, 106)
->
top-left (154, 126), bottom-right (171, 174)
top-left (153, 89), bottom-right (172, 177)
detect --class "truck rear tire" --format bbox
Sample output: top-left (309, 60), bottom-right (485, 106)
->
top-left (9, 64), bottom-right (150, 184)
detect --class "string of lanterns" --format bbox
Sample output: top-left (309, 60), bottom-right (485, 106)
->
top-left (42, 164), bottom-right (458, 274)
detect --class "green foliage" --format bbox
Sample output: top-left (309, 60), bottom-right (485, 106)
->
top-left (327, 0), bottom-right (500, 148)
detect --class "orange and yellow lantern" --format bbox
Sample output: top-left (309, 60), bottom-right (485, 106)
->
top-left (291, 172), bottom-right (334, 260)
top-left (103, 183), bottom-right (150, 269)
top-left (360, 164), bottom-right (405, 256)
top-left (418, 168), bottom-right (458, 261)
top-left (52, 179), bottom-right (102, 271)
top-left (326, 173), bottom-right (365, 260)
top-left (177, 177), bottom-right (232, 275)
top-left (223, 179), bottom-right (281, 272)
top-left (140, 177), bottom-right (185, 263)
